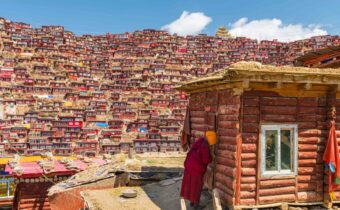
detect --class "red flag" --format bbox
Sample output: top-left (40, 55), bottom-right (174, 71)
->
top-left (323, 120), bottom-right (340, 192)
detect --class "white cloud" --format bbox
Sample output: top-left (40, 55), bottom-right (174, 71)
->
top-left (161, 11), bottom-right (212, 36)
top-left (229, 17), bottom-right (328, 42)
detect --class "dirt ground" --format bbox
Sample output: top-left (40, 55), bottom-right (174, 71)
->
top-left (81, 178), bottom-right (213, 210)
top-left (137, 157), bottom-right (185, 167)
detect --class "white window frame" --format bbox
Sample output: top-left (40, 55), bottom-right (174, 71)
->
top-left (260, 124), bottom-right (298, 177)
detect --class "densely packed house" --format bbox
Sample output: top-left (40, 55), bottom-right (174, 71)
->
top-left (0, 17), bottom-right (339, 157)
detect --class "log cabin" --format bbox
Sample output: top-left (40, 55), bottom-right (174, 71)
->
top-left (177, 61), bottom-right (340, 209)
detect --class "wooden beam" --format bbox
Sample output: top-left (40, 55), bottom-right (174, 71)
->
top-left (212, 189), bottom-right (223, 210)
top-left (242, 79), bottom-right (250, 89)
top-left (298, 83), bottom-right (312, 90)
top-left (276, 81), bottom-right (283, 89)
top-left (246, 73), bottom-right (339, 85)
top-left (268, 81), bottom-right (283, 89)
top-left (180, 198), bottom-right (186, 210)
top-left (322, 76), bottom-right (328, 82)
top-left (235, 97), bottom-right (243, 205)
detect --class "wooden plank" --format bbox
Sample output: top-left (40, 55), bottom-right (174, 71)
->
top-left (241, 176), bottom-right (256, 183)
top-left (298, 167), bottom-right (316, 175)
top-left (235, 133), bottom-right (242, 205)
top-left (241, 167), bottom-right (256, 176)
top-left (259, 179), bottom-right (295, 189)
top-left (261, 106), bottom-right (297, 115)
top-left (298, 144), bottom-right (317, 151)
top-left (241, 153), bottom-right (257, 160)
top-left (260, 97), bottom-right (297, 106)
top-left (259, 194), bottom-right (295, 204)
top-left (255, 96), bottom-right (261, 206)
top-left (297, 191), bottom-right (323, 202)
top-left (212, 189), bottom-right (223, 210)
top-left (215, 180), bottom-right (234, 196)
top-left (243, 106), bottom-right (260, 115)
top-left (297, 98), bottom-right (318, 107)
top-left (235, 95), bottom-right (244, 205)
top-left (298, 137), bottom-right (322, 144)
top-left (215, 164), bottom-right (236, 177)
top-left (259, 186), bottom-right (295, 197)
top-left (241, 159), bottom-right (257, 167)
top-left (218, 121), bottom-right (239, 129)
top-left (180, 198), bottom-right (186, 210)
top-left (241, 183), bottom-right (256, 191)
top-left (261, 114), bottom-right (296, 122)
top-left (241, 143), bottom-right (257, 153)
top-left (240, 191), bottom-right (256, 199)
top-left (298, 152), bottom-right (317, 159)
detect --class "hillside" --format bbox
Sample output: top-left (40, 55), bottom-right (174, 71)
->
top-left (0, 17), bottom-right (339, 156)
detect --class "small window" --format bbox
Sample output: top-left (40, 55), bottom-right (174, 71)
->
top-left (261, 124), bottom-right (297, 177)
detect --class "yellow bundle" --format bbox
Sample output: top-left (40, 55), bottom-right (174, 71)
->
top-left (205, 131), bottom-right (217, 145)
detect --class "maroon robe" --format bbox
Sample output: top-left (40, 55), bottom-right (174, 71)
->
top-left (181, 137), bottom-right (212, 204)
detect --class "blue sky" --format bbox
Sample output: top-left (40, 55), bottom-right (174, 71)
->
top-left (1, 0), bottom-right (339, 41)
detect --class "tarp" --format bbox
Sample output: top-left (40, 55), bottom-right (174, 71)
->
top-left (139, 127), bottom-right (147, 133)
top-left (96, 122), bottom-right (108, 127)
top-left (69, 76), bottom-right (77, 80)
top-left (64, 101), bottom-right (73, 107)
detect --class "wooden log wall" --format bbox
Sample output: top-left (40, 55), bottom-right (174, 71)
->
top-left (297, 97), bottom-right (325, 202)
top-left (239, 91), bottom-right (261, 205)
top-left (189, 92), bottom-right (207, 139)
top-left (240, 91), bottom-right (327, 205)
top-left (188, 89), bottom-right (241, 206)
top-left (216, 89), bottom-right (241, 205)
top-left (203, 91), bottom-right (219, 191)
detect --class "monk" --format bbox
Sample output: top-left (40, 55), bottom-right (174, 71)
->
top-left (181, 136), bottom-right (212, 208)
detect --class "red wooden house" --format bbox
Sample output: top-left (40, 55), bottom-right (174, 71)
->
top-left (178, 62), bottom-right (340, 209)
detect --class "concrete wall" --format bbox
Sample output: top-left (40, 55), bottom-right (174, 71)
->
top-left (49, 174), bottom-right (128, 210)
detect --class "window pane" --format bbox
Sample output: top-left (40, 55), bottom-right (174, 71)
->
top-left (0, 182), bottom-right (7, 197)
top-left (281, 129), bottom-right (292, 170)
top-left (8, 181), bottom-right (15, 196)
top-left (265, 130), bottom-right (278, 171)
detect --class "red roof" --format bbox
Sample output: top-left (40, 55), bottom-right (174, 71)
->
top-left (5, 159), bottom-right (106, 178)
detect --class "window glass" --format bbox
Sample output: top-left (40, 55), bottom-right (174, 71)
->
top-left (265, 130), bottom-right (278, 171)
top-left (261, 125), bottom-right (297, 176)
top-left (281, 129), bottom-right (292, 170)
top-left (8, 181), bottom-right (15, 196)
top-left (0, 182), bottom-right (7, 197)
top-left (0, 180), bottom-right (15, 198)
